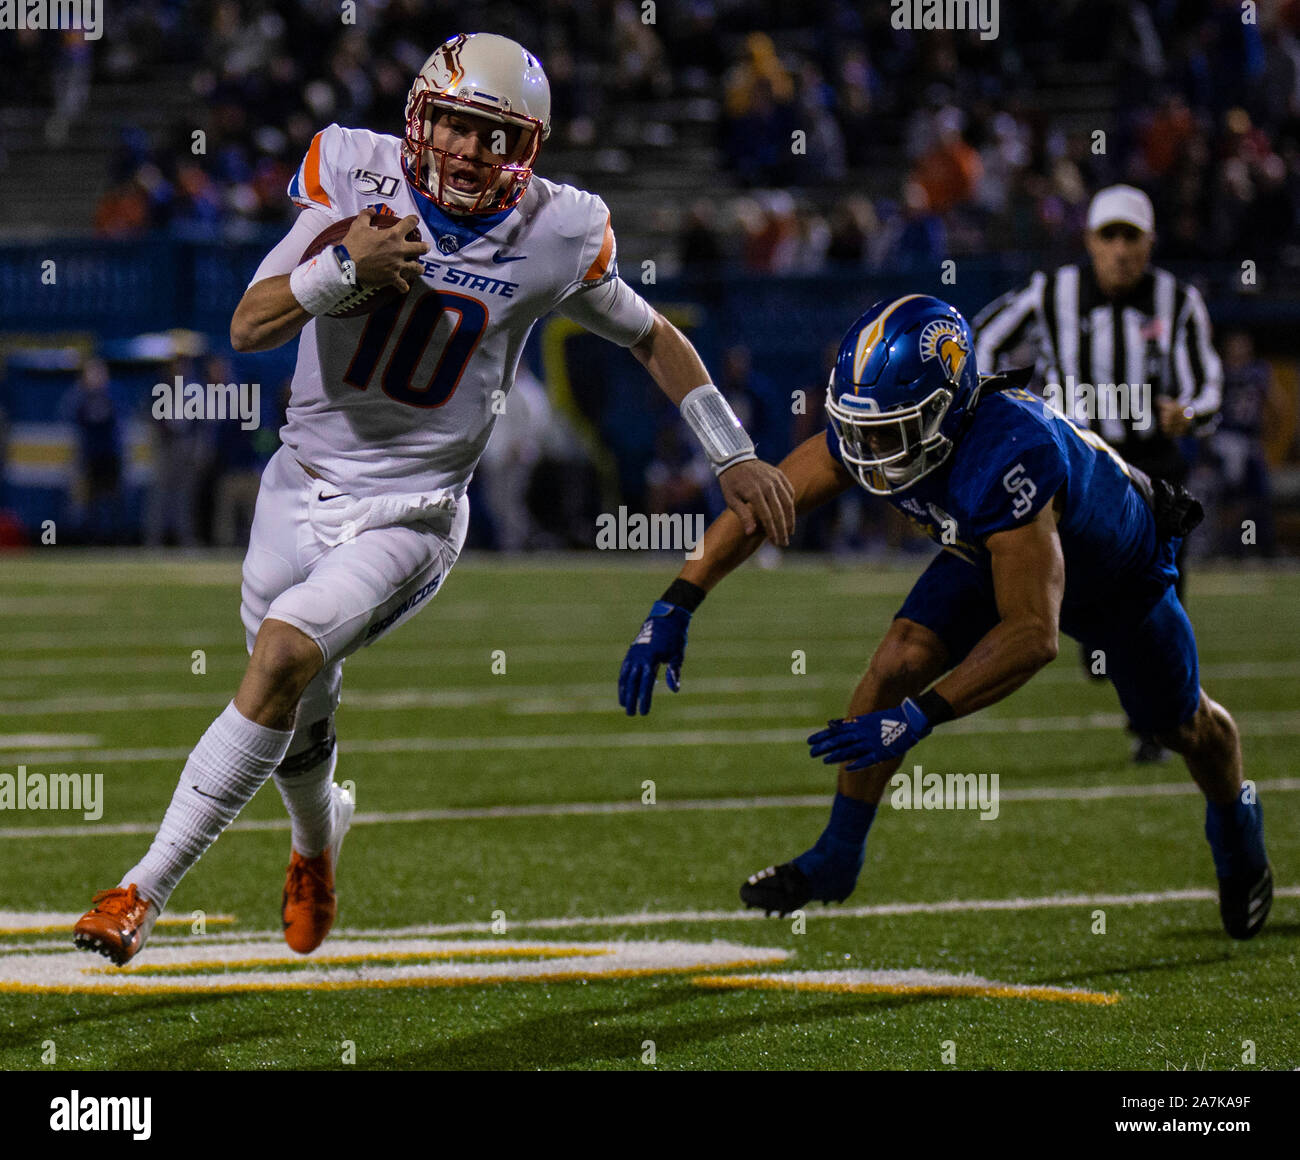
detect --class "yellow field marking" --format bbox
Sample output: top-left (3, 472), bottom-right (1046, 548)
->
top-left (693, 973), bottom-right (1119, 1006)
top-left (90, 945), bottom-right (607, 975)
top-left (0, 934), bottom-right (791, 993)
top-left (0, 957), bottom-right (783, 995)
top-left (0, 915), bottom-right (236, 936)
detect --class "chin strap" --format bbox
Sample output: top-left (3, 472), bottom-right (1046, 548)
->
top-left (980, 365), bottom-right (1035, 394)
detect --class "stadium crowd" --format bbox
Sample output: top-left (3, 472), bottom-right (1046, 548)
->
top-left (43, 0), bottom-right (1295, 284)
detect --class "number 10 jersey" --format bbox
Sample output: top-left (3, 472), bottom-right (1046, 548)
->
top-left (248, 122), bottom-right (654, 499)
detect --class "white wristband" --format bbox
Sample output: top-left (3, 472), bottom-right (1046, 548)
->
top-left (289, 245), bottom-right (357, 316)
top-left (679, 384), bottom-right (757, 475)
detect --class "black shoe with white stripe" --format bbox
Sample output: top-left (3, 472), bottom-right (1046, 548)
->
top-left (740, 863), bottom-right (813, 917)
top-left (1218, 863), bottom-right (1273, 940)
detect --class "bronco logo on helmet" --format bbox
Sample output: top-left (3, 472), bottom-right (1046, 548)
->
top-left (427, 33), bottom-right (468, 90)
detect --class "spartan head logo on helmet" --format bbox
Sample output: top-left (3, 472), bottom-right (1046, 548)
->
top-left (918, 318), bottom-right (970, 385)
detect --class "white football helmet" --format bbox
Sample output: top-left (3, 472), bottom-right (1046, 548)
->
top-left (402, 32), bottom-right (552, 216)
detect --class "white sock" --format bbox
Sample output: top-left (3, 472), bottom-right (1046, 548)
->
top-left (121, 701), bottom-right (292, 912)
top-left (273, 728), bottom-right (337, 858)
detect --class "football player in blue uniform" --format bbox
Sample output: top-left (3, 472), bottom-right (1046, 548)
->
top-left (618, 294), bottom-right (1272, 940)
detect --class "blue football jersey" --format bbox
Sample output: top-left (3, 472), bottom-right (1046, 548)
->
top-left (827, 384), bottom-right (1175, 606)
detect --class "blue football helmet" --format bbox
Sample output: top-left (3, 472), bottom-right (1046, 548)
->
top-left (826, 294), bottom-right (982, 495)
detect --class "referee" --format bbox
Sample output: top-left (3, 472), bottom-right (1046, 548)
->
top-left (974, 184), bottom-right (1223, 763)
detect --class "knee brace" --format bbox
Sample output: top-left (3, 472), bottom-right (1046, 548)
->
top-left (277, 715), bottom-right (336, 776)
top-left (278, 663), bottom-right (342, 776)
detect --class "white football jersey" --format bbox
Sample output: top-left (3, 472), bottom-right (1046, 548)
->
top-left (249, 123), bottom-right (655, 497)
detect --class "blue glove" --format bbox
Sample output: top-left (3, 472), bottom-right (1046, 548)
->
top-left (619, 600), bottom-right (691, 716)
top-left (808, 697), bottom-right (933, 771)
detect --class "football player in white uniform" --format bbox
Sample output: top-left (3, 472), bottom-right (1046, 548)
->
top-left (74, 32), bottom-right (794, 965)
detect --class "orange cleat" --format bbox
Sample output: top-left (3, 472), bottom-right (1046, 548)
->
top-left (73, 884), bottom-right (159, 965)
top-left (282, 783), bottom-right (354, 954)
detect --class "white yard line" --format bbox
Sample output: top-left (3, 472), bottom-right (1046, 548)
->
top-left (5, 709), bottom-right (1300, 768)
top-left (1, 654), bottom-right (1298, 696)
top-left (338, 886), bottom-right (1300, 937)
top-left (2, 777), bottom-right (1297, 840)
top-left (0, 685), bottom-right (826, 717)
top-left (7, 885), bottom-right (1296, 954)
top-left (0, 734), bottom-right (101, 749)
top-left (505, 699), bottom-right (821, 719)
top-left (4, 646), bottom-right (1299, 680)
top-left (15, 889), bottom-right (1284, 951)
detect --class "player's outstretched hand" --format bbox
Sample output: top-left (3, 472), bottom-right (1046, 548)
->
top-left (618, 600), bottom-right (692, 716)
top-left (807, 698), bottom-right (933, 771)
top-left (344, 210), bottom-right (430, 293)
top-left (718, 459), bottom-right (795, 547)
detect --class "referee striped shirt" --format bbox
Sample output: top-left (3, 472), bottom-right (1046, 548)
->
top-left (973, 264), bottom-right (1222, 479)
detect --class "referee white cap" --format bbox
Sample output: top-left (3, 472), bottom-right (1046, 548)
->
top-left (1087, 184), bottom-right (1155, 233)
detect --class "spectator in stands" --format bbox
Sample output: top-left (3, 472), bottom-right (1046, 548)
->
top-left (719, 343), bottom-right (790, 463)
top-left (94, 178), bottom-right (151, 238)
top-left (476, 367), bottom-right (552, 552)
top-left (645, 424), bottom-right (717, 522)
top-left (825, 195), bottom-right (879, 265)
top-left (796, 60), bottom-right (847, 184)
top-left (660, 1), bottom-right (723, 94)
top-left (723, 34), bottom-right (800, 188)
top-left (208, 355), bottom-right (265, 548)
top-left (725, 32), bottom-right (795, 120)
top-left (886, 180), bottom-right (947, 267)
top-left (170, 163), bottom-right (225, 239)
top-left (679, 199), bottom-right (725, 271)
top-left (144, 423), bottom-right (202, 548)
top-left (975, 109), bottom-right (1032, 219)
top-left (45, 31), bottom-right (93, 146)
top-left (737, 190), bottom-right (803, 272)
top-left (1210, 331), bottom-right (1282, 558)
top-left (62, 359), bottom-right (124, 545)
top-left (611, 0), bottom-right (670, 103)
top-left (911, 106), bottom-right (983, 215)
top-left (1138, 92), bottom-right (1197, 181)
top-left (834, 48), bottom-right (878, 169)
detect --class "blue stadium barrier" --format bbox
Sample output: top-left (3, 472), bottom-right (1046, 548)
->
top-left (1, 236), bottom-right (1296, 544)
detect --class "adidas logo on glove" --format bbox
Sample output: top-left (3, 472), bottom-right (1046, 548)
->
top-left (880, 719), bottom-right (908, 746)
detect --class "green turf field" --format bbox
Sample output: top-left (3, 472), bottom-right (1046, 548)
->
top-left (0, 553), bottom-right (1295, 1070)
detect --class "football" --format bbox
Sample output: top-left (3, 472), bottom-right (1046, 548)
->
top-left (298, 213), bottom-right (421, 318)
